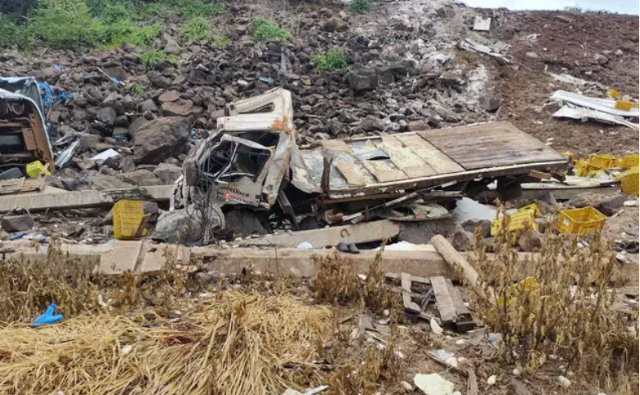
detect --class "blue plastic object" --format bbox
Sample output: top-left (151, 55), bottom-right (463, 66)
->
top-left (31, 303), bottom-right (64, 328)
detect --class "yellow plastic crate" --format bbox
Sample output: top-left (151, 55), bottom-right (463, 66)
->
top-left (615, 100), bottom-right (634, 111)
top-left (519, 203), bottom-right (541, 216)
top-left (614, 154), bottom-right (639, 169)
top-left (556, 207), bottom-right (606, 236)
top-left (491, 210), bottom-right (538, 236)
top-left (620, 166), bottom-right (639, 196)
top-left (113, 200), bottom-right (148, 240)
top-left (26, 161), bottom-right (51, 178)
top-left (560, 150), bottom-right (575, 164)
top-left (586, 154), bottom-right (614, 170)
top-left (606, 88), bottom-right (621, 99)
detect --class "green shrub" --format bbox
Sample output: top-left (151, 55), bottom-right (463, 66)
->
top-left (138, 49), bottom-right (167, 69)
top-left (0, 15), bottom-right (34, 48)
top-left (349, 0), bottom-right (372, 14)
top-left (211, 35), bottom-right (230, 48)
top-left (131, 82), bottom-right (145, 96)
top-left (29, 0), bottom-right (100, 48)
top-left (312, 48), bottom-right (348, 71)
top-left (183, 1), bottom-right (224, 18)
top-left (251, 18), bottom-right (290, 43)
top-left (179, 17), bottom-right (212, 41)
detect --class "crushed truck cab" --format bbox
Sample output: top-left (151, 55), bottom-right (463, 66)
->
top-left (173, 88), bottom-right (567, 225)
top-left (173, 88), bottom-right (296, 210)
top-left (0, 77), bottom-right (54, 171)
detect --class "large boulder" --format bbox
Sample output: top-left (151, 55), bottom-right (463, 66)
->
top-left (348, 68), bottom-right (378, 93)
top-left (153, 163), bottom-right (182, 184)
top-left (153, 207), bottom-right (224, 243)
top-left (133, 117), bottom-right (190, 164)
top-left (116, 169), bottom-right (162, 186)
top-left (84, 174), bottom-right (133, 191)
top-left (1, 215), bottom-right (34, 232)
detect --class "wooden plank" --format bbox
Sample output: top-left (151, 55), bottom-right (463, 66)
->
top-left (420, 122), bottom-right (565, 170)
top-left (361, 160), bottom-right (408, 182)
top-left (431, 276), bottom-right (457, 323)
top-left (238, 219), bottom-right (401, 248)
top-left (321, 139), bottom-right (353, 153)
top-left (401, 273), bottom-right (421, 312)
top-left (431, 235), bottom-right (479, 287)
top-left (446, 279), bottom-right (471, 316)
top-left (397, 133), bottom-right (465, 174)
top-left (334, 160), bottom-right (367, 186)
top-left (377, 136), bottom-right (436, 178)
top-left (0, 185), bottom-right (174, 213)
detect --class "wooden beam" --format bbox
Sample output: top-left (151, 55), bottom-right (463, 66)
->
top-left (431, 235), bottom-right (480, 287)
top-left (0, 185), bottom-right (174, 213)
top-left (431, 276), bottom-right (456, 323)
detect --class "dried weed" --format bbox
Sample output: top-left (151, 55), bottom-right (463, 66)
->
top-left (468, 223), bottom-right (639, 392)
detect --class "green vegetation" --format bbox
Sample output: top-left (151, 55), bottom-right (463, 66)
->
top-left (564, 6), bottom-right (617, 14)
top-left (251, 19), bottom-right (290, 43)
top-left (131, 82), bottom-right (145, 96)
top-left (0, 0), bottom-right (224, 50)
top-left (211, 35), bottom-right (231, 49)
top-left (312, 48), bottom-right (348, 71)
top-left (179, 17), bottom-right (213, 41)
top-left (348, 0), bottom-right (372, 14)
top-left (138, 49), bottom-right (169, 69)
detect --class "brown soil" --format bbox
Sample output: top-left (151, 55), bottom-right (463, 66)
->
top-left (473, 10), bottom-right (639, 157)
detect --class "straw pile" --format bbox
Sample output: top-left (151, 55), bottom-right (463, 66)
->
top-left (0, 290), bottom-right (333, 395)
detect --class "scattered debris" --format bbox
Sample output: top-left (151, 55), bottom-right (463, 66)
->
top-left (473, 16), bottom-right (491, 31)
top-left (414, 373), bottom-right (455, 395)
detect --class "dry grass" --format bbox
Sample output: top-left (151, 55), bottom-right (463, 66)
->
top-left (312, 249), bottom-right (397, 315)
top-left (0, 238), bottom-right (200, 324)
top-left (0, 290), bottom-right (333, 395)
top-left (468, 224), bottom-right (639, 393)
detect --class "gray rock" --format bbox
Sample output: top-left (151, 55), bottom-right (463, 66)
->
top-left (448, 224), bottom-right (474, 252)
top-left (1, 214), bottom-right (34, 232)
top-left (462, 219), bottom-right (491, 238)
top-left (568, 192), bottom-right (627, 216)
top-left (147, 70), bottom-right (172, 89)
top-left (518, 231), bottom-right (543, 252)
top-left (119, 156), bottom-right (137, 173)
top-left (116, 169), bottom-right (162, 186)
top-left (323, 17), bottom-right (347, 32)
top-left (129, 116), bottom-right (150, 135)
top-left (76, 133), bottom-right (101, 152)
top-left (95, 107), bottom-right (117, 125)
top-left (348, 68), bottom-right (378, 93)
top-left (153, 207), bottom-right (223, 243)
top-left (164, 39), bottom-right (182, 55)
top-left (359, 116), bottom-right (384, 132)
top-left (133, 117), bottom-right (190, 164)
top-left (526, 52), bottom-right (539, 59)
top-left (85, 174), bottom-right (133, 191)
top-left (153, 162), bottom-right (182, 184)
top-left (140, 99), bottom-right (157, 112)
top-left (479, 96), bottom-right (501, 112)
top-left (224, 209), bottom-right (268, 237)
top-left (162, 99), bottom-right (195, 116)
top-left (159, 90), bottom-right (180, 103)
top-left (407, 120), bottom-right (429, 131)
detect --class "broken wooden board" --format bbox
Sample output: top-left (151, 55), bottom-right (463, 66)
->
top-left (431, 276), bottom-right (457, 323)
top-left (237, 219), bottom-right (401, 248)
top-left (361, 160), bottom-right (407, 182)
top-left (401, 272), bottom-right (422, 312)
top-left (446, 279), bottom-right (470, 316)
top-left (0, 177), bottom-right (45, 195)
top-left (396, 133), bottom-right (465, 174)
top-left (377, 136), bottom-right (437, 178)
top-left (420, 122), bottom-right (566, 170)
top-left (0, 185), bottom-right (173, 213)
top-left (334, 160), bottom-right (367, 186)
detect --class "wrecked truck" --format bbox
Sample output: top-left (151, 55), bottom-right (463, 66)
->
top-left (172, 88), bottom-right (567, 232)
top-left (0, 77), bottom-right (54, 173)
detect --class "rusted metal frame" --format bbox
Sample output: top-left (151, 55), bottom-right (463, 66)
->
top-left (277, 189), bottom-right (299, 230)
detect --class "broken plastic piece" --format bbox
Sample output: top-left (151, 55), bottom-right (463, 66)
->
top-left (31, 303), bottom-right (64, 328)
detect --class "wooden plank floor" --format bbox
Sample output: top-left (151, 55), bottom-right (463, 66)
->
top-left (299, 122), bottom-right (566, 192)
top-left (419, 122), bottom-right (565, 170)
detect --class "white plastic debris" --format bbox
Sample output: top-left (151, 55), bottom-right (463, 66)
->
top-left (297, 241), bottom-right (313, 250)
top-left (430, 318), bottom-right (444, 335)
top-left (121, 345), bottom-right (133, 356)
top-left (512, 368), bottom-right (521, 376)
top-left (487, 375), bottom-right (497, 385)
top-left (92, 148), bottom-right (121, 165)
top-left (401, 381), bottom-right (414, 391)
top-left (453, 197), bottom-right (497, 222)
top-left (414, 373), bottom-right (455, 395)
top-left (557, 375), bottom-right (571, 388)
